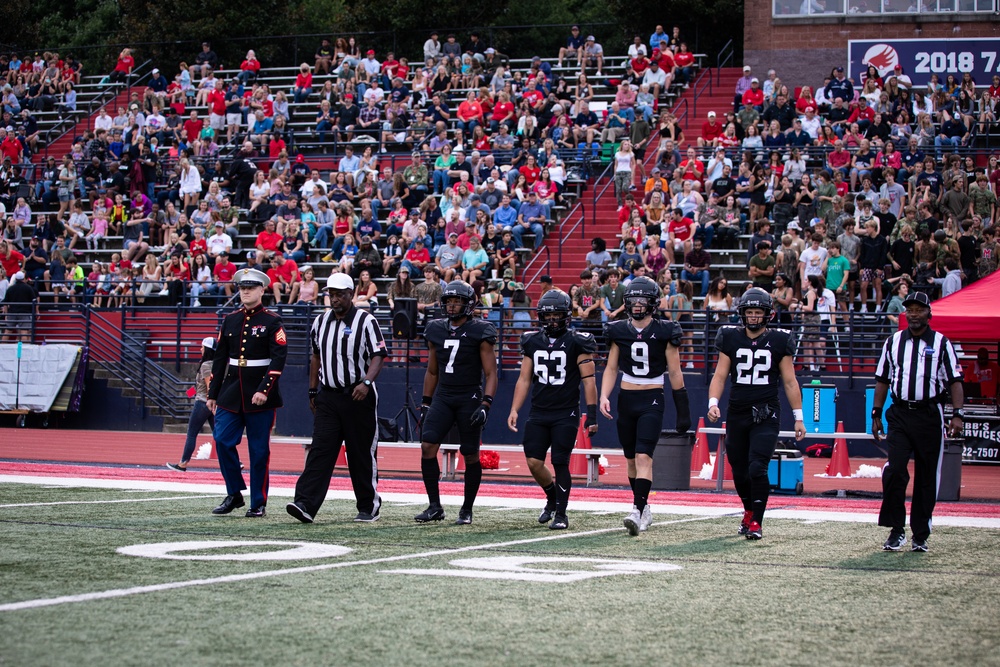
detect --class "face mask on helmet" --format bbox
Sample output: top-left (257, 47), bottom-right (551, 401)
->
top-left (540, 310), bottom-right (570, 336)
top-left (443, 296), bottom-right (472, 321)
top-left (626, 295), bottom-right (655, 320)
top-left (740, 307), bottom-right (769, 331)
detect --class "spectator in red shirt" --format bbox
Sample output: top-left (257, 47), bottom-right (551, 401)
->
top-left (211, 251), bottom-right (238, 297)
top-left (265, 251), bottom-right (299, 303)
top-left (673, 42), bottom-right (695, 85)
top-left (0, 239), bottom-right (25, 277)
top-left (206, 79), bottom-right (227, 133)
top-left (666, 207), bottom-right (696, 265)
top-left (456, 91), bottom-right (484, 135)
top-left (826, 140), bottom-right (852, 179)
top-left (183, 111), bottom-right (204, 145)
top-left (741, 78), bottom-right (764, 112)
top-left (255, 219), bottom-right (283, 256)
top-left (847, 97), bottom-right (875, 133)
top-left (109, 48), bottom-right (134, 84)
top-left (0, 130), bottom-right (22, 163)
top-left (965, 347), bottom-right (1000, 401)
top-left (631, 53), bottom-right (650, 77)
top-left (678, 146), bottom-right (706, 184)
top-left (293, 63), bottom-right (313, 104)
top-left (617, 193), bottom-right (645, 224)
top-left (401, 238), bottom-right (431, 274)
top-left (237, 50), bottom-right (261, 84)
top-left (697, 111), bottom-right (723, 147)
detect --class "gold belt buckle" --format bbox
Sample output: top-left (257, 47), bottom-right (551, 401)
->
top-left (238, 359), bottom-right (247, 367)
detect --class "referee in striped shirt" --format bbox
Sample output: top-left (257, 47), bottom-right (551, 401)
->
top-left (872, 291), bottom-right (964, 553)
top-left (287, 272), bottom-right (388, 524)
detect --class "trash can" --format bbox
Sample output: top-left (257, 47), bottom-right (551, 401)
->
top-left (938, 439), bottom-right (964, 502)
top-left (651, 432), bottom-right (695, 491)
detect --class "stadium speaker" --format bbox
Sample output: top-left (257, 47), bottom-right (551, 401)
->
top-left (392, 298), bottom-right (418, 339)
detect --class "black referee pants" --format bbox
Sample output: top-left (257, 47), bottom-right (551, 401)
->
top-left (878, 403), bottom-right (944, 542)
top-left (294, 387), bottom-right (381, 517)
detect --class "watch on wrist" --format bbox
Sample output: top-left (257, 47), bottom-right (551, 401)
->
top-left (953, 409), bottom-right (965, 419)
top-left (362, 379), bottom-right (372, 387)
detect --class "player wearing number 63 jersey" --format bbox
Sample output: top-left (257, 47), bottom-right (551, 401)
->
top-left (416, 280), bottom-right (498, 526)
top-left (600, 276), bottom-right (691, 537)
top-left (708, 287), bottom-right (805, 541)
top-left (508, 290), bottom-right (598, 530)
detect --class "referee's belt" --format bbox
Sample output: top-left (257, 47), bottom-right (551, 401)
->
top-left (229, 358), bottom-right (271, 367)
top-left (320, 382), bottom-right (361, 394)
top-left (890, 396), bottom-right (940, 410)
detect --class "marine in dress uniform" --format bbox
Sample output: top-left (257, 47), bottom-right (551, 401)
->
top-left (599, 276), bottom-right (691, 536)
top-left (207, 268), bottom-right (287, 517)
top-left (415, 280), bottom-right (498, 526)
top-left (508, 290), bottom-right (599, 530)
top-left (708, 288), bottom-right (806, 541)
top-left (872, 290), bottom-right (964, 552)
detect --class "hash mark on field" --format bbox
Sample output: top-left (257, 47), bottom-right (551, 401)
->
top-left (0, 495), bottom-right (218, 509)
top-left (0, 515), bottom-right (719, 612)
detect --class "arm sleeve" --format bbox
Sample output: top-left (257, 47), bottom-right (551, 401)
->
top-left (874, 335), bottom-right (894, 384)
top-left (481, 322), bottom-right (498, 346)
top-left (784, 330), bottom-right (797, 357)
top-left (207, 320), bottom-right (229, 400)
top-left (714, 327), bottom-right (728, 355)
top-left (519, 331), bottom-right (534, 358)
top-left (668, 321), bottom-right (684, 348)
top-left (257, 317), bottom-right (288, 396)
top-left (364, 312), bottom-right (389, 359)
top-left (941, 337), bottom-right (963, 384)
top-left (575, 330), bottom-right (598, 355)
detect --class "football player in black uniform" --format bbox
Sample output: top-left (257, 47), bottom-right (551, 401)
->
top-left (416, 280), bottom-right (499, 525)
top-left (508, 290), bottom-right (598, 530)
top-left (600, 276), bottom-right (691, 536)
top-left (707, 287), bottom-right (806, 540)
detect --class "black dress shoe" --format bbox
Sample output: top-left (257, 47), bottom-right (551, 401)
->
top-left (212, 493), bottom-right (245, 515)
top-left (245, 506), bottom-right (266, 518)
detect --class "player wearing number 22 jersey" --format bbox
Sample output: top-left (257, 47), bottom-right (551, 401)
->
top-left (708, 287), bottom-right (805, 541)
top-left (508, 290), bottom-right (599, 530)
top-left (600, 276), bottom-right (691, 537)
top-left (416, 280), bottom-right (498, 526)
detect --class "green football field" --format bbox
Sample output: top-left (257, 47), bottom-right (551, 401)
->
top-left (2, 482), bottom-right (1000, 667)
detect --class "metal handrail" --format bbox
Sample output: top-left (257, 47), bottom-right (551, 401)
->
top-left (556, 199), bottom-right (586, 268)
top-left (691, 66), bottom-right (715, 120)
top-left (521, 246), bottom-right (551, 290)
top-left (716, 39), bottom-right (734, 85)
top-left (589, 158), bottom-right (616, 227)
top-left (672, 97), bottom-right (689, 128)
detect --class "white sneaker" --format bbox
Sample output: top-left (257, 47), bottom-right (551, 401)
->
top-left (685, 361), bottom-right (694, 369)
top-left (192, 299), bottom-right (201, 308)
top-left (623, 508), bottom-right (641, 536)
top-left (595, 71), bottom-right (603, 77)
top-left (639, 505), bottom-right (652, 531)
top-left (158, 288), bottom-right (169, 296)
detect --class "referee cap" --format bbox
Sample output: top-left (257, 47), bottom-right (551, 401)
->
top-left (234, 268), bottom-right (270, 288)
top-left (902, 291), bottom-right (931, 310)
top-left (326, 273), bottom-right (355, 291)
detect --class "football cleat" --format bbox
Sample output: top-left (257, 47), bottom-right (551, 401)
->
top-left (623, 509), bottom-right (641, 536)
top-left (639, 505), bottom-right (653, 532)
top-left (414, 505), bottom-right (446, 523)
top-left (883, 530), bottom-right (907, 551)
top-left (455, 508), bottom-right (473, 525)
top-left (737, 510), bottom-right (754, 536)
top-left (538, 500), bottom-right (555, 524)
top-left (745, 521), bottom-right (762, 540)
top-left (549, 513), bottom-right (569, 530)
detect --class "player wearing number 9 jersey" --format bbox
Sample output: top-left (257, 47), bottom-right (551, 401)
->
top-left (600, 276), bottom-right (691, 537)
top-left (416, 280), bottom-right (499, 526)
top-left (508, 290), bottom-right (599, 530)
top-left (707, 287), bottom-right (805, 541)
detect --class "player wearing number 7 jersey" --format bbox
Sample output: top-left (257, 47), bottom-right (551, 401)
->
top-left (707, 287), bottom-right (806, 541)
top-left (508, 290), bottom-right (599, 530)
top-left (416, 280), bottom-right (499, 526)
top-left (600, 276), bottom-right (691, 537)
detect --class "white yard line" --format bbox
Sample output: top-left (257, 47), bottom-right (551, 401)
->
top-left (0, 495), bottom-right (217, 508)
top-left (0, 515), bottom-right (716, 613)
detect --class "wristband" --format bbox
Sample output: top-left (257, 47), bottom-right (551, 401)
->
top-left (871, 407), bottom-right (883, 419)
top-left (708, 397), bottom-right (719, 408)
top-left (586, 405), bottom-right (597, 422)
top-left (422, 395), bottom-right (433, 407)
top-left (482, 395), bottom-right (494, 405)
top-left (792, 409), bottom-right (804, 421)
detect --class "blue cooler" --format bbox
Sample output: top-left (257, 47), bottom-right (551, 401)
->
top-left (769, 449), bottom-right (804, 494)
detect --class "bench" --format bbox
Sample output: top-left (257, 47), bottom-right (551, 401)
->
top-left (270, 437), bottom-right (625, 486)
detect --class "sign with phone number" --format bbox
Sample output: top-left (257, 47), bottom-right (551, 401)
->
top-left (961, 418), bottom-right (1000, 464)
top-left (848, 38), bottom-right (1000, 90)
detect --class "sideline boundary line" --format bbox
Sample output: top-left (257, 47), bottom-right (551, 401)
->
top-left (0, 495), bottom-right (217, 509)
top-left (0, 515), bottom-right (716, 613)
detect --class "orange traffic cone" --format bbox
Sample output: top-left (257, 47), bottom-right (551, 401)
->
top-left (336, 443), bottom-right (348, 468)
top-left (569, 414), bottom-right (591, 477)
top-left (825, 421), bottom-right (852, 477)
top-left (691, 417), bottom-right (711, 472)
top-left (711, 422), bottom-right (734, 481)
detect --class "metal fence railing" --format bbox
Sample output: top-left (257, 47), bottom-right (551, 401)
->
top-left (774, 0), bottom-right (995, 17)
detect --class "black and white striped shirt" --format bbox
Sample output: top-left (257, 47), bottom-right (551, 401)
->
top-left (875, 328), bottom-right (962, 402)
top-left (311, 306), bottom-right (388, 389)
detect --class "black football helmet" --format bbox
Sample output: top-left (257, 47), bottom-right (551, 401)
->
top-left (441, 280), bottom-right (478, 321)
top-left (738, 287), bottom-right (773, 331)
top-left (537, 289), bottom-right (573, 336)
top-left (623, 276), bottom-right (659, 320)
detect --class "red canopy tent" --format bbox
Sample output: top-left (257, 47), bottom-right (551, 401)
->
top-left (901, 271), bottom-right (1000, 341)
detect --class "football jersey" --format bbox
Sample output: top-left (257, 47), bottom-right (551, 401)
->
top-left (715, 325), bottom-right (797, 407)
top-left (605, 318), bottom-right (683, 381)
top-left (423, 317), bottom-right (498, 389)
top-left (520, 328), bottom-right (598, 412)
